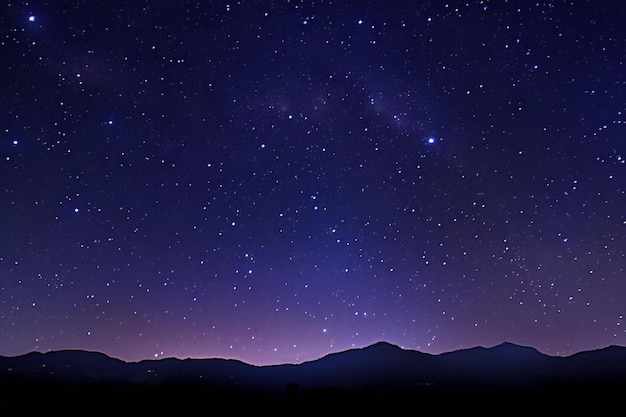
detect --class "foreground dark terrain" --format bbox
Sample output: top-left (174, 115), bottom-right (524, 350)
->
top-left (2, 342), bottom-right (625, 415)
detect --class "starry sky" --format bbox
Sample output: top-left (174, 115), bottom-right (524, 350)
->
top-left (1, 0), bottom-right (625, 366)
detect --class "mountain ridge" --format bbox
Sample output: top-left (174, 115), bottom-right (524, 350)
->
top-left (3, 341), bottom-right (625, 380)
top-left (2, 340), bottom-right (624, 365)
top-left (2, 341), bottom-right (626, 414)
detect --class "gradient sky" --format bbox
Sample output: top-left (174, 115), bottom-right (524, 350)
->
top-left (1, 0), bottom-right (625, 366)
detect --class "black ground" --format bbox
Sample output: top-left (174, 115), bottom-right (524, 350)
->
top-left (2, 378), bottom-right (624, 416)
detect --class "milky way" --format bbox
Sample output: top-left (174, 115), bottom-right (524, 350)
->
top-left (1, 1), bottom-right (625, 365)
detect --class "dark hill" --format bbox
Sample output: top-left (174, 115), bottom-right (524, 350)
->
top-left (2, 342), bottom-right (625, 414)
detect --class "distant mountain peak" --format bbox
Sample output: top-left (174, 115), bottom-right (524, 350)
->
top-left (490, 341), bottom-right (542, 354)
top-left (492, 341), bottom-right (529, 349)
top-left (495, 341), bottom-right (519, 347)
top-left (366, 341), bottom-right (403, 350)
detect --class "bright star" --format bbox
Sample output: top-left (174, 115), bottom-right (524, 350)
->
top-left (28, 15), bottom-right (36, 22)
top-left (427, 137), bottom-right (436, 144)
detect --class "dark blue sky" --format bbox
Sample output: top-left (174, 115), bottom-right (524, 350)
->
top-left (1, 0), bottom-right (625, 365)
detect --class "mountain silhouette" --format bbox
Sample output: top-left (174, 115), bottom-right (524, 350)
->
top-left (2, 342), bottom-right (625, 414)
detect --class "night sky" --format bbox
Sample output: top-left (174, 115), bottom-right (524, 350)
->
top-left (1, 1), bottom-right (625, 366)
